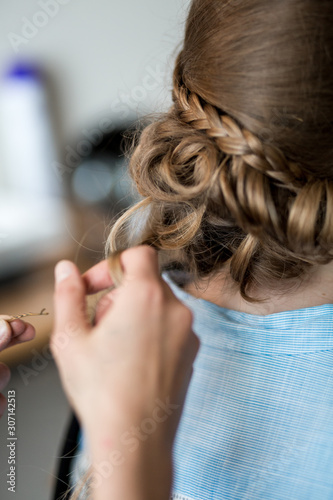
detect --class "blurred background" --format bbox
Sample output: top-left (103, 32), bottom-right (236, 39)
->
top-left (0, 0), bottom-right (189, 498)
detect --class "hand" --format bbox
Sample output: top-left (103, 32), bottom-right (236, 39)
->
top-left (0, 318), bottom-right (35, 417)
top-left (51, 246), bottom-right (199, 500)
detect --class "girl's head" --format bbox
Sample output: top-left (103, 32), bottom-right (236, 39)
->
top-left (108, 0), bottom-right (333, 300)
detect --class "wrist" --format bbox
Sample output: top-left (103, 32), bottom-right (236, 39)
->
top-left (88, 435), bottom-right (173, 500)
top-left (84, 402), bottom-right (176, 499)
top-left (84, 396), bottom-right (179, 458)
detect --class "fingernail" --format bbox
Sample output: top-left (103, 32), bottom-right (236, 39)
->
top-left (55, 261), bottom-right (74, 283)
top-left (0, 319), bottom-right (9, 339)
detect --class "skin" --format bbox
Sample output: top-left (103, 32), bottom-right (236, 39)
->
top-left (51, 246), bottom-right (199, 500)
top-left (0, 319), bottom-right (35, 417)
top-left (184, 260), bottom-right (333, 315)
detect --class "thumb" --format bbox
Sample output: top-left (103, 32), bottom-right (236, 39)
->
top-left (119, 246), bottom-right (160, 284)
top-left (53, 261), bottom-right (90, 342)
top-left (0, 320), bottom-right (11, 351)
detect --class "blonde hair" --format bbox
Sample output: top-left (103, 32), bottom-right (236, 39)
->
top-left (106, 0), bottom-right (333, 300)
top-left (70, 0), bottom-right (333, 496)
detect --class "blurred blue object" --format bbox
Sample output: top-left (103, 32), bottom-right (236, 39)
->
top-left (0, 61), bottom-right (59, 196)
top-left (0, 61), bottom-right (70, 279)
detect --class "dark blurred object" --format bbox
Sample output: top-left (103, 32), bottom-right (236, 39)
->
top-left (52, 412), bottom-right (80, 500)
top-left (69, 126), bottom-right (140, 214)
top-left (64, 125), bottom-right (141, 265)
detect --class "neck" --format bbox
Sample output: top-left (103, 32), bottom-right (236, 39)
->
top-left (182, 261), bottom-right (333, 315)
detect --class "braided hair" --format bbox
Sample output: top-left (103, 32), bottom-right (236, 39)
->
top-left (107, 0), bottom-right (333, 301)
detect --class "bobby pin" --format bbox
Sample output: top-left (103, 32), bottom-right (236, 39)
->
top-left (7, 308), bottom-right (49, 322)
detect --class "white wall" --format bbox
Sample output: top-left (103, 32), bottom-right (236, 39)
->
top-left (0, 0), bottom-right (190, 141)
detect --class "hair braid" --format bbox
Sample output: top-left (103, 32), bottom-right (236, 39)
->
top-left (106, 0), bottom-right (333, 300)
top-left (172, 60), bottom-right (333, 262)
top-left (107, 74), bottom-right (333, 298)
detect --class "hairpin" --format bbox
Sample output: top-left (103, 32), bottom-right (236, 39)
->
top-left (7, 308), bottom-right (49, 322)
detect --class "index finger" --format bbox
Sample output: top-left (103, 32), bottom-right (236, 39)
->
top-left (82, 260), bottom-right (114, 295)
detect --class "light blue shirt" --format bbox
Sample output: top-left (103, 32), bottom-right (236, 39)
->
top-left (163, 273), bottom-right (333, 500)
top-left (71, 273), bottom-right (333, 500)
